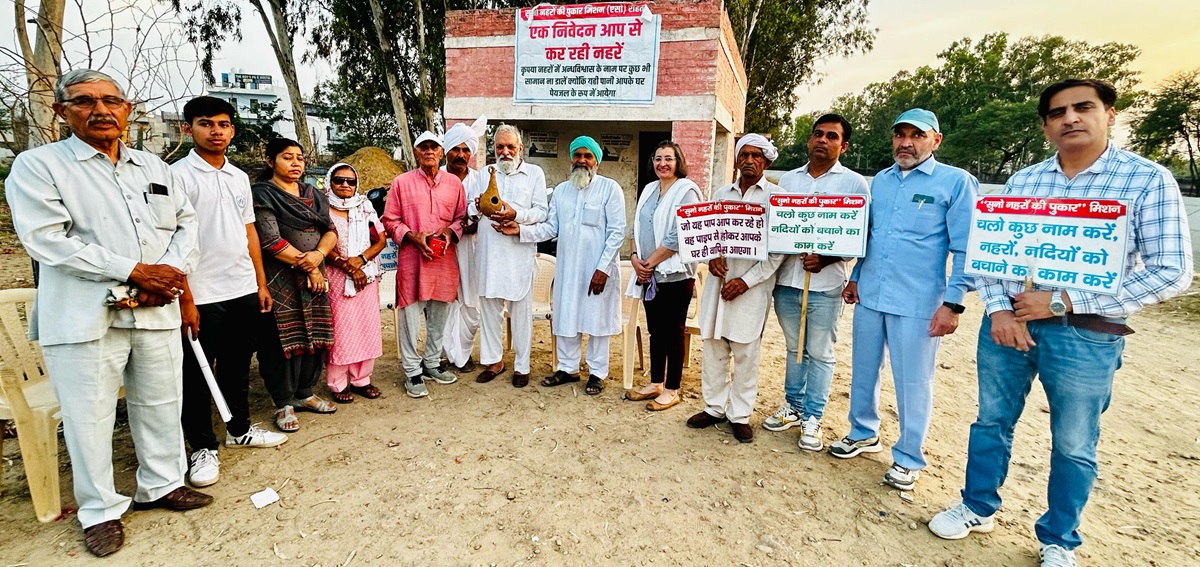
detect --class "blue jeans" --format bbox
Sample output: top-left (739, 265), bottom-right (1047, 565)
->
top-left (773, 284), bottom-right (844, 420)
top-left (963, 315), bottom-right (1123, 550)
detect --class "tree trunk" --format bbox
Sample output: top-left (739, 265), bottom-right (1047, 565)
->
top-left (15, 0), bottom-right (65, 149)
top-left (367, 0), bottom-right (415, 169)
top-left (251, 0), bottom-right (314, 156)
top-left (415, 0), bottom-right (435, 130)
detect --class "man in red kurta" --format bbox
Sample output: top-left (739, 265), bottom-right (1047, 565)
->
top-left (382, 131), bottom-right (466, 397)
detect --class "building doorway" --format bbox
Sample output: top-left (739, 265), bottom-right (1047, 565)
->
top-left (637, 131), bottom-right (673, 197)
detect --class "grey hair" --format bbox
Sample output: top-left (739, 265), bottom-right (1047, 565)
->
top-left (55, 69), bottom-right (126, 102)
top-left (493, 123), bottom-right (524, 152)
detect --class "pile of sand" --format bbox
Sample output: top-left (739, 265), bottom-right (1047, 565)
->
top-left (340, 146), bottom-right (406, 191)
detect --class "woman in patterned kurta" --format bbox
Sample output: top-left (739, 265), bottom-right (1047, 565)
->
top-left (252, 138), bottom-right (338, 432)
top-left (322, 163), bottom-right (387, 402)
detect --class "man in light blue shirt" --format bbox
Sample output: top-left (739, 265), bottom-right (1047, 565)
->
top-left (832, 108), bottom-right (978, 492)
top-left (5, 70), bottom-right (208, 557)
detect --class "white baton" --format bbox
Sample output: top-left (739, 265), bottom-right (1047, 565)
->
top-left (187, 330), bottom-right (233, 423)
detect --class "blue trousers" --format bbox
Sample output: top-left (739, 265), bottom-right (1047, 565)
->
top-left (847, 304), bottom-right (940, 470)
top-left (773, 284), bottom-right (844, 420)
top-left (962, 316), bottom-right (1122, 550)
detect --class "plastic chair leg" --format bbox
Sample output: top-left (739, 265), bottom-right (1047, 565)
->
top-left (17, 412), bottom-right (62, 522)
top-left (682, 334), bottom-right (693, 368)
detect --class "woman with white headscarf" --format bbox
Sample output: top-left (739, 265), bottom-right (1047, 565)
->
top-left (323, 163), bottom-right (389, 402)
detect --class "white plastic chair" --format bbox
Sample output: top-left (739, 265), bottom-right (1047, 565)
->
top-left (377, 270), bottom-right (402, 359)
top-left (507, 254), bottom-right (556, 366)
top-left (618, 260), bottom-right (646, 389)
top-left (682, 263), bottom-right (707, 368)
top-left (0, 288), bottom-right (63, 522)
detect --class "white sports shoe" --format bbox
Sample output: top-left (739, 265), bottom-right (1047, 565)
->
top-left (797, 416), bottom-right (823, 451)
top-left (883, 463), bottom-right (920, 491)
top-left (187, 448), bottom-right (220, 487)
top-left (227, 424), bottom-right (288, 448)
top-left (929, 502), bottom-right (995, 540)
top-left (763, 404), bottom-right (801, 431)
top-left (1040, 544), bottom-right (1078, 567)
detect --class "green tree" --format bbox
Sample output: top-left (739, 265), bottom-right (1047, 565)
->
top-left (310, 78), bottom-right (403, 158)
top-left (771, 113), bottom-right (816, 171)
top-left (829, 33), bottom-right (1141, 179)
top-left (1131, 70), bottom-right (1200, 193)
top-left (726, 0), bottom-right (874, 135)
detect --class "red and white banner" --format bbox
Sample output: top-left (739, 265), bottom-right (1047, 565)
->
top-left (514, 2), bottom-right (660, 105)
top-left (676, 201), bottom-right (768, 262)
top-left (967, 196), bottom-right (1130, 295)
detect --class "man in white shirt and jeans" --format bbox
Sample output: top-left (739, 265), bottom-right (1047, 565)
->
top-left (763, 114), bottom-right (869, 452)
top-left (172, 96), bottom-right (287, 489)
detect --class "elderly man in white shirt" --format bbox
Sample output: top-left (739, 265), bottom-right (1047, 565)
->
top-left (441, 116), bottom-right (487, 373)
top-left (5, 69), bottom-right (210, 557)
top-left (497, 135), bottom-right (625, 396)
top-left (762, 114), bottom-right (870, 452)
top-left (686, 134), bottom-right (785, 443)
top-left (473, 124), bottom-right (549, 388)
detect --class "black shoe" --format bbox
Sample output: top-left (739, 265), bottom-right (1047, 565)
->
top-left (687, 411), bottom-right (727, 429)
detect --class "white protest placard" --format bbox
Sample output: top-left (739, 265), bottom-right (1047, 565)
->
top-left (966, 196), bottom-right (1130, 295)
top-left (676, 201), bottom-right (769, 263)
top-left (514, 2), bottom-right (660, 105)
top-left (378, 238), bottom-right (399, 272)
top-left (767, 194), bottom-right (870, 257)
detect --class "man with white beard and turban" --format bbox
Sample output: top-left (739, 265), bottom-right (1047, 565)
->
top-left (686, 134), bottom-right (785, 444)
top-left (441, 116), bottom-right (487, 373)
top-left (472, 124), bottom-right (548, 388)
top-left (496, 135), bottom-right (625, 396)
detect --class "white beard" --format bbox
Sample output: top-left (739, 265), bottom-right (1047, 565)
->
top-left (569, 166), bottom-right (594, 189)
top-left (496, 158), bottom-right (518, 175)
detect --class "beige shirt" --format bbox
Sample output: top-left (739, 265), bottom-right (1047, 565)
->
top-left (6, 135), bottom-right (198, 345)
top-left (698, 180), bottom-right (784, 344)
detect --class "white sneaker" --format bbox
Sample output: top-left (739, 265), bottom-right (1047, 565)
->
top-left (226, 424), bottom-right (288, 448)
top-left (797, 416), bottom-right (823, 451)
top-left (187, 448), bottom-right (220, 487)
top-left (1040, 544), bottom-right (1078, 567)
top-left (929, 502), bottom-right (995, 540)
top-left (828, 434), bottom-right (883, 458)
top-left (883, 463), bottom-right (920, 491)
top-left (762, 404), bottom-right (801, 431)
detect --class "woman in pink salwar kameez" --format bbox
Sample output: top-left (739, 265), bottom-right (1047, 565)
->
top-left (323, 163), bottom-right (388, 402)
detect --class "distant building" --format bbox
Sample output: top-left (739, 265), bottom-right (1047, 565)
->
top-left (208, 71), bottom-right (281, 122)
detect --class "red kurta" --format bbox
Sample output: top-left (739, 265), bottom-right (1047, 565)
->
top-left (382, 169), bottom-right (466, 309)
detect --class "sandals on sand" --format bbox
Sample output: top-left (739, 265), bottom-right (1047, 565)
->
top-left (294, 395), bottom-right (337, 414)
top-left (275, 406), bottom-right (300, 432)
top-left (585, 375), bottom-right (604, 396)
top-left (541, 370), bottom-right (580, 387)
top-left (332, 389), bottom-right (354, 404)
top-left (349, 384), bottom-right (382, 399)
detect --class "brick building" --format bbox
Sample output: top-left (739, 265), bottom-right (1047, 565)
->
top-left (444, 0), bottom-right (747, 212)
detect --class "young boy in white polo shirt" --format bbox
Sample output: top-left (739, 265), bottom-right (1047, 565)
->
top-left (173, 96), bottom-right (287, 487)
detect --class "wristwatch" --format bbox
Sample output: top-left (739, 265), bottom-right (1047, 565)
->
top-left (1049, 290), bottom-right (1067, 317)
top-left (942, 301), bottom-right (965, 314)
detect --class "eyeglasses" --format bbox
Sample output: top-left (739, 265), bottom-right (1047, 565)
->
top-left (331, 176), bottom-right (358, 187)
top-left (61, 96), bottom-right (128, 109)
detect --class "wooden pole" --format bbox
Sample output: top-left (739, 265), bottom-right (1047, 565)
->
top-left (796, 271), bottom-right (811, 363)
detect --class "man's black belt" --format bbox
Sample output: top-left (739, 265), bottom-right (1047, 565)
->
top-left (1064, 314), bottom-right (1134, 336)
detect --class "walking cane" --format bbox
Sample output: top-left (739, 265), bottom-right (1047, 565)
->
top-left (796, 271), bottom-right (811, 363)
top-left (187, 330), bottom-right (233, 423)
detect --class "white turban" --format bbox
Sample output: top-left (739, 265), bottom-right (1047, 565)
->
top-left (735, 133), bottom-right (778, 162)
top-left (443, 115), bottom-right (487, 154)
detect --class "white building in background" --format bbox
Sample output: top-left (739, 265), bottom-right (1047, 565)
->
top-left (203, 70), bottom-right (340, 155)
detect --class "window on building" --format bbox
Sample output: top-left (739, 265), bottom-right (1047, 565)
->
top-left (250, 99), bottom-right (260, 113)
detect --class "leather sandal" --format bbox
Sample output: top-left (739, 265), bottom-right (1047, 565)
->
top-left (475, 365), bottom-right (505, 383)
top-left (585, 374), bottom-right (604, 395)
top-left (646, 394), bottom-right (681, 411)
top-left (132, 486), bottom-right (214, 511)
top-left (349, 384), bottom-right (382, 399)
top-left (511, 372), bottom-right (529, 388)
top-left (84, 519), bottom-right (124, 557)
top-left (294, 395), bottom-right (337, 414)
top-left (332, 389), bottom-right (354, 403)
top-left (624, 387), bottom-right (662, 401)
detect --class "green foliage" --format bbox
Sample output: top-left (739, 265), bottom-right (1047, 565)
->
top-left (311, 78), bottom-right (403, 157)
top-left (726, 0), bottom-right (874, 135)
top-left (771, 113), bottom-right (816, 171)
top-left (829, 33), bottom-right (1141, 180)
top-left (228, 100), bottom-right (285, 171)
top-left (1131, 69), bottom-right (1200, 193)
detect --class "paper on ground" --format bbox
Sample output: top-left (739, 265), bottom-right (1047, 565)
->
top-left (251, 487), bottom-right (280, 509)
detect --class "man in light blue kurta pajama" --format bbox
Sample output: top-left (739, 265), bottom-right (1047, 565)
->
top-left (832, 108), bottom-right (978, 491)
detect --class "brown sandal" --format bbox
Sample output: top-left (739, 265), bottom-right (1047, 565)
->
top-left (332, 389), bottom-right (354, 403)
top-left (349, 384), bottom-right (382, 399)
top-left (84, 519), bottom-right (125, 557)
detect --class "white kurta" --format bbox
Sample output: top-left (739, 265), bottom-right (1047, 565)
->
top-left (442, 166), bottom-right (482, 366)
top-left (443, 165), bottom-right (482, 307)
top-left (520, 174), bottom-right (626, 337)
top-left (698, 180), bottom-right (785, 344)
top-left (474, 161), bottom-right (548, 301)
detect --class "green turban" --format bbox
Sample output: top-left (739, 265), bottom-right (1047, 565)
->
top-left (569, 136), bottom-right (603, 161)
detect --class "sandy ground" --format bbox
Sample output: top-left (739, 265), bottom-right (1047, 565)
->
top-left (1, 249), bottom-right (1198, 566)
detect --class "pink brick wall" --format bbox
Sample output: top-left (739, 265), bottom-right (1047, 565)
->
top-left (672, 120), bottom-right (716, 194)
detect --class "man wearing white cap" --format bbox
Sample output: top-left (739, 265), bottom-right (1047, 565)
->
top-left (473, 124), bottom-right (548, 388)
top-left (441, 117), bottom-right (487, 373)
top-left (832, 108), bottom-right (978, 491)
top-left (382, 131), bottom-right (467, 397)
top-left (685, 134), bottom-right (785, 444)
